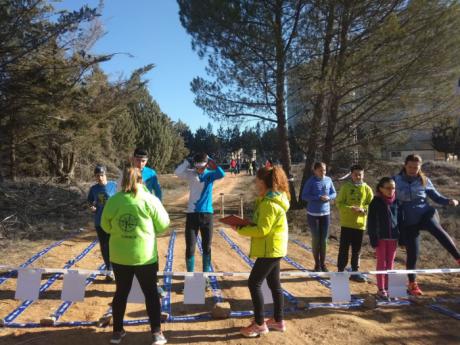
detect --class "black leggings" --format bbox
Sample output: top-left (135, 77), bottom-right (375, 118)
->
top-left (404, 210), bottom-right (460, 282)
top-left (185, 212), bottom-right (213, 258)
top-left (248, 258), bottom-right (284, 325)
top-left (337, 227), bottom-right (364, 272)
top-left (95, 226), bottom-right (111, 270)
top-left (111, 262), bottom-right (161, 333)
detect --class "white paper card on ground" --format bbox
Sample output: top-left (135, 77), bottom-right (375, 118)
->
top-left (61, 270), bottom-right (88, 302)
top-left (262, 279), bottom-right (274, 304)
top-left (388, 273), bottom-right (407, 298)
top-left (15, 268), bottom-right (43, 301)
top-left (331, 273), bottom-right (351, 303)
top-left (184, 272), bottom-right (206, 304)
top-left (127, 276), bottom-right (144, 304)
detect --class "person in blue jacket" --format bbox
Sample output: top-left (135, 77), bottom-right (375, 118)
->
top-left (174, 152), bottom-right (225, 273)
top-left (132, 148), bottom-right (162, 201)
top-left (87, 164), bottom-right (117, 281)
top-left (394, 154), bottom-right (460, 296)
top-left (301, 162), bottom-right (337, 272)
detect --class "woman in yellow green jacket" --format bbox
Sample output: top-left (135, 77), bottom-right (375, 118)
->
top-left (101, 164), bottom-right (170, 345)
top-left (234, 166), bottom-right (290, 337)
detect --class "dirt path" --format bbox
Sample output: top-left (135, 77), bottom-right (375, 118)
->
top-left (1, 174), bottom-right (460, 345)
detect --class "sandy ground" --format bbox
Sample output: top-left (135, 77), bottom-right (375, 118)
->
top-left (1, 174), bottom-right (460, 345)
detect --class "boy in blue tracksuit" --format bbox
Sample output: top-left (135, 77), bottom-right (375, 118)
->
top-left (174, 152), bottom-right (225, 272)
top-left (301, 162), bottom-right (337, 271)
top-left (87, 165), bottom-right (117, 280)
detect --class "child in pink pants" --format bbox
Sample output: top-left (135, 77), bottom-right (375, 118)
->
top-left (367, 177), bottom-right (399, 299)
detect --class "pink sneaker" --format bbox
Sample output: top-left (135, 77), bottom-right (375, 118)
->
top-left (240, 320), bottom-right (269, 337)
top-left (266, 319), bottom-right (286, 332)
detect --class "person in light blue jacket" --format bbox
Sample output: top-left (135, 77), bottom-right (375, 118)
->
top-left (394, 154), bottom-right (460, 296)
top-left (301, 162), bottom-right (337, 271)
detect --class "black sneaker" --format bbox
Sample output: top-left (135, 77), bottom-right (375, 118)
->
top-left (350, 273), bottom-right (366, 282)
top-left (152, 332), bottom-right (167, 345)
top-left (321, 265), bottom-right (329, 272)
top-left (110, 330), bottom-right (126, 344)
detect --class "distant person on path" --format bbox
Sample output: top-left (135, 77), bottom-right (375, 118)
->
top-left (394, 154), bottom-right (460, 296)
top-left (301, 162), bottom-right (337, 272)
top-left (265, 159), bottom-right (273, 169)
top-left (101, 164), bottom-right (170, 345)
top-left (174, 152), bottom-right (225, 273)
top-left (248, 160), bottom-right (253, 176)
top-left (336, 164), bottom-right (373, 281)
top-left (87, 164), bottom-right (117, 281)
top-left (233, 166), bottom-right (290, 337)
top-left (230, 159), bottom-right (237, 175)
top-left (367, 177), bottom-right (400, 299)
top-left (251, 160), bottom-right (258, 176)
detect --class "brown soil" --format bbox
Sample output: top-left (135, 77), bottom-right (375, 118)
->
top-left (1, 173), bottom-right (460, 345)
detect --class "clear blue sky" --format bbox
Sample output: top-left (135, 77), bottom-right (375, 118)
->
top-left (56, 0), bottom-right (216, 131)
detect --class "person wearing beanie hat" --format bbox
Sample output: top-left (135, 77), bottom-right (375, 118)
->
top-left (87, 164), bottom-right (117, 281)
top-left (132, 148), bottom-right (162, 201)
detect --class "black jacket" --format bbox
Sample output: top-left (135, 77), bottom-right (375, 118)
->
top-left (367, 196), bottom-right (400, 248)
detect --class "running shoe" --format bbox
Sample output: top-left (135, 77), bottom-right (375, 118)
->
top-left (266, 319), bottom-right (286, 332)
top-left (152, 332), bottom-right (167, 345)
top-left (110, 330), bottom-right (126, 344)
top-left (240, 320), bottom-right (269, 337)
top-left (407, 282), bottom-right (423, 296)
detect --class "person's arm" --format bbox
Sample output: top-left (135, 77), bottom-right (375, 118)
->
top-left (237, 201), bottom-right (276, 238)
top-left (151, 175), bottom-right (162, 201)
top-left (101, 197), bottom-right (116, 234)
top-left (87, 187), bottom-right (97, 212)
top-left (174, 159), bottom-right (192, 180)
top-left (362, 185), bottom-right (374, 213)
top-left (425, 178), bottom-right (450, 205)
top-left (335, 184), bottom-right (348, 211)
top-left (329, 179), bottom-right (337, 201)
top-left (148, 194), bottom-right (170, 235)
top-left (301, 178), bottom-right (319, 202)
top-left (207, 159), bottom-right (225, 181)
top-left (366, 200), bottom-right (379, 248)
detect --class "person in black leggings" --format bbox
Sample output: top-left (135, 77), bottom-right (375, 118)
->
top-left (101, 164), bottom-right (170, 345)
top-left (394, 154), bottom-right (460, 296)
top-left (234, 165), bottom-right (290, 337)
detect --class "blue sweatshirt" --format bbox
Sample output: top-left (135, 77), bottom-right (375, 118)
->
top-left (142, 166), bottom-right (162, 201)
top-left (174, 160), bottom-right (225, 213)
top-left (394, 173), bottom-right (450, 226)
top-left (87, 181), bottom-right (117, 226)
top-left (301, 176), bottom-right (337, 216)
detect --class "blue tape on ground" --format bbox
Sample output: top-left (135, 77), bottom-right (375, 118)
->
top-left (161, 231), bottom-right (176, 320)
top-left (218, 229), bottom-right (298, 306)
top-left (52, 263), bottom-right (106, 322)
top-left (429, 304), bottom-right (460, 320)
top-left (3, 239), bottom-right (98, 324)
top-left (0, 232), bottom-right (80, 286)
top-left (196, 236), bottom-right (224, 304)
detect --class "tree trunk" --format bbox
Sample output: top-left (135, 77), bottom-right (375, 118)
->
top-left (9, 129), bottom-right (17, 181)
top-left (323, 2), bottom-right (351, 167)
top-left (274, 0), bottom-right (297, 206)
top-left (298, 3), bottom-right (336, 206)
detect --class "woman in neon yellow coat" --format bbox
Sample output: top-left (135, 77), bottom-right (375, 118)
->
top-left (101, 164), bottom-right (169, 345)
top-left (235, 165), bottom-right (290, 338)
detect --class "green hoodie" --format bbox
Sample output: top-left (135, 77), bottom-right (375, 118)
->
top-left (238, 191), bottom-right (289, 258)
top-left (101, 184), bottom-right (170, 265)
top-left (336, 181), bottom-right (373, 230)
